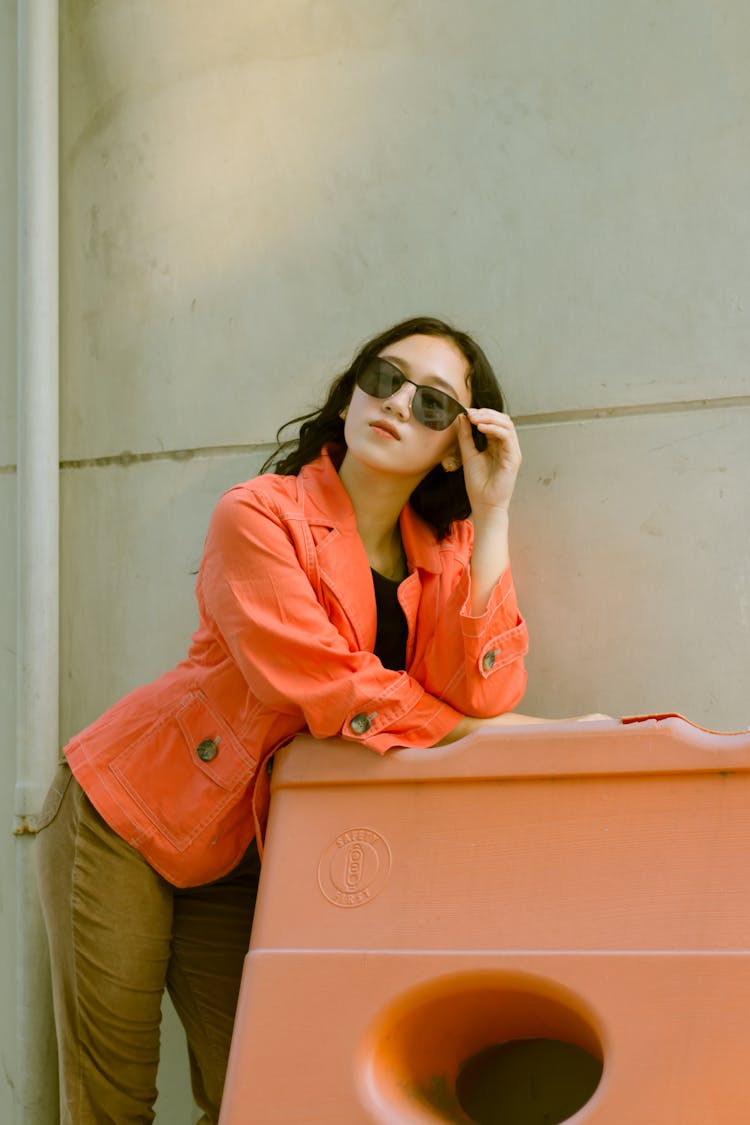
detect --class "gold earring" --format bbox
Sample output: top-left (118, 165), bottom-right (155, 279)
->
top-left (339, 406), bottom-right (348, 421)
top-left (443, 455), bottom-right (462, 472)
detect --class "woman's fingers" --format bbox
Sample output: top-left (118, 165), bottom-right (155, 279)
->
top-left (466, 410), bottom-right (521, 458)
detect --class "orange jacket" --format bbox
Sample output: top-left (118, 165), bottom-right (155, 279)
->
top-left (65, 449), bottom-right (528, 886)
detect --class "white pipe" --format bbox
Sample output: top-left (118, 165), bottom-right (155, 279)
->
top-left (16, 0), bottom-right (60, 1121)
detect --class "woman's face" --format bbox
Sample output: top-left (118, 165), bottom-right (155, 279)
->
top-left (342, 334), bottom-right (472, 482)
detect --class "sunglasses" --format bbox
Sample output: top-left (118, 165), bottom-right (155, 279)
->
top-left (356, 357), bottom-right (468, 431)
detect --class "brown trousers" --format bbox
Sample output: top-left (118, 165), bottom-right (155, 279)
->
top-left (35, 762), bottom-right (261, 1124)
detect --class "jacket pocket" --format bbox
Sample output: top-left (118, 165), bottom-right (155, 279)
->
top-left (108, 691), bottom-right (256, 852)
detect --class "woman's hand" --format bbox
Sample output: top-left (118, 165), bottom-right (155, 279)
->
top-left (457, 410), bottom-right (522, 520)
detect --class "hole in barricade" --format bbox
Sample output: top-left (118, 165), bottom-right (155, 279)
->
top-left (359, 971), bottom-right (604, 1125)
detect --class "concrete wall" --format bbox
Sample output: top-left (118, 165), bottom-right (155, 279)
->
top-left (5, 0), bottom-right (748, 1119)
top-left (59, 1), bottom-right (750, 736)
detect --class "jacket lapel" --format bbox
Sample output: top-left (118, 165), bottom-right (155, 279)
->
top-left (298, 452), bottom-right (377, 652)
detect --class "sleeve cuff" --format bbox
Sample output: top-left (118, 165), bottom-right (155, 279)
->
top-left (460, 565), bottom-right (517, 638)
top-left (344, 692), bottom-right (464, 754)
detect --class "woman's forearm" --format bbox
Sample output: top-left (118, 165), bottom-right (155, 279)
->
top-left (469, 508), bottom-right (510, 615)
top-left (436, 710), bottom-right (612, 746)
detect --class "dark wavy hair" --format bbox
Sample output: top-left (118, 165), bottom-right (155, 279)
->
top-left (261, 316), bottom-right (506, 540)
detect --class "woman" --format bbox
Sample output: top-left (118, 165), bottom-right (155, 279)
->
top-left (36, 316), bottom-right (601, 1123)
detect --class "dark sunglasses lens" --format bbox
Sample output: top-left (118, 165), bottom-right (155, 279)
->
top-left (358, 359), bottom-right (404, 399)
top-left (413, 387), bottom-right (462, 430)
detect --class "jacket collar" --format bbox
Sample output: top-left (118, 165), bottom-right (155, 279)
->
top-left (297, 447), bottom-right (444, 574)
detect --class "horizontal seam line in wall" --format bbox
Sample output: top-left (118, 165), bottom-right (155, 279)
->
top-left (68, 442), bottom-right (274, 471)
top-left (0, 443), bottom-right (274, 472)
top-left (513, 393), bottom-right (750, 427)
top-left (2, 393), bottom-right (749, 473)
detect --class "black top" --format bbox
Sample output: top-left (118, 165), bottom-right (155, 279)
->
top-left (371, 569), bottom-right (408, 671)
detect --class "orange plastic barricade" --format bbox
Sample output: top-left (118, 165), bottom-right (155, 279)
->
top-left (219, 716), bottom-right (750, 1125)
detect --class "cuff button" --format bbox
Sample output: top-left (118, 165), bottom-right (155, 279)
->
top-left (350, 713), bottom-right (373, 735)
top-left (482, 650), bottom-right (496, 672)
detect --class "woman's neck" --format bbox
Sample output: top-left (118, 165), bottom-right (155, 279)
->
top-left (338, 455), bottom-right (414, 579)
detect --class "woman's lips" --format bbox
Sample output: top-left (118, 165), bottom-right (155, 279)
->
top-left (369, 421), bottom-right (400, 439)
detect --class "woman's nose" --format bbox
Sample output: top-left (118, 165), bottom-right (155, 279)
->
top-left (383, 381), bottom-right (415, 420)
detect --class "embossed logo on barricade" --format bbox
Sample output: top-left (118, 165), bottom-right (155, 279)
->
top-left (317, 827), bottom-right (391, 908)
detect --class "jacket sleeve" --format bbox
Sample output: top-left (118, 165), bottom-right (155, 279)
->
top-left (198, 485), bottom-right (464, 753)
top-left (410, 525), bottom-right (529, 718)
